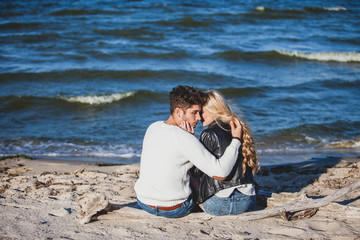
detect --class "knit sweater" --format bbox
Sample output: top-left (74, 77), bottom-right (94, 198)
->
top-left (134, 121), bottom-right (241, 207)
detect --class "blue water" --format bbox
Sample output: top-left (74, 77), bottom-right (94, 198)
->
top-left (1, 0), bottom-right (360, 165)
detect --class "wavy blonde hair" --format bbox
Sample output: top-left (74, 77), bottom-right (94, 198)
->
top-left (203, 90), bottom-right (260, 176)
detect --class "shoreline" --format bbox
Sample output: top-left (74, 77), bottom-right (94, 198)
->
top-left (3, 146), bottom-right (358, 167)
top-left (1, 155), bottom-right (359, 239)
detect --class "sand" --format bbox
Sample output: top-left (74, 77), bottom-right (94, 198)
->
top-left (1, 156), bottom-right (359, 240)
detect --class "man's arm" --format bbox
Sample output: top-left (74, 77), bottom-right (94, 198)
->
top-left (200, 130), bottom-right (227, 180)
top-left (179, 118), bottom-right (242, 178)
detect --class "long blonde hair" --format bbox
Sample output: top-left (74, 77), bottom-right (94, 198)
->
top-left (203, 90), bottom-right (260, 176)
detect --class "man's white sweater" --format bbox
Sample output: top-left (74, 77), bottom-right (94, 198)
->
top-left (134, 121), bottom-right (241, 207)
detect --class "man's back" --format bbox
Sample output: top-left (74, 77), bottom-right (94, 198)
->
top-left (135, 121), bottom-right (194, 207)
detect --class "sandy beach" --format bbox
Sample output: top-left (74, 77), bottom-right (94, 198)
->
top-left (1, 155), bottom-right (359, 240)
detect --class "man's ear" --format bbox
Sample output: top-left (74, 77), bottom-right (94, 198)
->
top-left (174, 107), bottom-right (184, 118)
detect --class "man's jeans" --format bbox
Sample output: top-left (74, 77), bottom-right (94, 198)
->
top-left (201, 190), bottom-right (256, 216)
top-left (137, 196), bottom-right (194, 218)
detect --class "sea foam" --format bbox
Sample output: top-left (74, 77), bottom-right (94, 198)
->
top-left (324, 138), bottom-right (360, 149)
top-left (0, 138), bottom-right (141, 163)
top-left (63, 91), bottom-right (136, 105)
top-left (324, 7), bottom-right (346, 11)
top-left (255, 6), bottom-right (266, 11)
top-left (277, 50), bottom-right (360, 62)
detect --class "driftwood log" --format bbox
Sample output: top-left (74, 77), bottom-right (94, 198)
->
top-left (231, 180), bottom-right (360, 221)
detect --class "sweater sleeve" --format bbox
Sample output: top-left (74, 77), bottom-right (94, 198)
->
top-left (177, 129), bottom-right (241, 178)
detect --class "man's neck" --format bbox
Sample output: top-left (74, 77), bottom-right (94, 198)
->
top-left (164, 114), bottom-right (180, 127)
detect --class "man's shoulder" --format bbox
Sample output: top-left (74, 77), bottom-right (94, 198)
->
top-left (149, 121), bottom-right (162, 127)
top-left (147, 121), bottom-right (193, 137)
top-left (147, 121), bottom-right (178, 133)
top-left (147, 120), bottom-right (168, 129)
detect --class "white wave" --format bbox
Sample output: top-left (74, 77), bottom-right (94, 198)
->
top-left (254, 6), bottom-right (346, 13)
top-left (324, 138), bottom-right (360, 149)
top-left (304, 135), bottom-right (317, 143)
top-left (27, 152), bottom-right (141, 159)
top-left (62, 91), bottom-right (136, 105)
top-left (0, 139), bottom-right (141, 163)
top-left (258, 147), bottom-right (309, 153)
top-left (255, 6), bottom-right (266, 11)
top-left (277, 50), bottom-right (360, 62)
top-left (324, 7), bottom-right (346, 11)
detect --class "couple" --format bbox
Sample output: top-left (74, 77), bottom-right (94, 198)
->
top-left (134, 85), bottom-right (260, 218)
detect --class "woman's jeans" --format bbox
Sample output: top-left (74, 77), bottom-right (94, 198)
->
top-left (201, 190), bottom-right (256, 216)
top-left (137, 196), bottom-right (194, 218)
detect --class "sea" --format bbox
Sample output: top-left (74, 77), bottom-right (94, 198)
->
top-left (1, 0), bottom-right (359, 165)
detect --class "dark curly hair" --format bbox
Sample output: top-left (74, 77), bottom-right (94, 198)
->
top-left (169, 85), bottom-right (207, 114)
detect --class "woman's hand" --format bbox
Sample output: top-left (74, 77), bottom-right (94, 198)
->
top-left (180, 121), bottom-right (195, 134)
top-left (230, 117), bottom-right (242, 139)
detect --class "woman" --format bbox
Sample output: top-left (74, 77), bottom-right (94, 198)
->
top-left (190, 90), bottom-right (260, 216)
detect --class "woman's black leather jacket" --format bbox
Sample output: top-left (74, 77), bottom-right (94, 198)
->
top-left (190, 121), bottom-right (255, 204)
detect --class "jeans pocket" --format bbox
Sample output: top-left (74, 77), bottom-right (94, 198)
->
top-left (202, 195), bottom-right (229, 216)
top-left (233, 194), bottom-right (255, 214)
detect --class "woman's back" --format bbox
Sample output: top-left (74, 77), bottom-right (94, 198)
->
top-left (194, 121), bottom-right (255, 204)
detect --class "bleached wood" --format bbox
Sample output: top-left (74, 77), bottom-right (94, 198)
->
top-left (228, 181), bottom-right (360, 221)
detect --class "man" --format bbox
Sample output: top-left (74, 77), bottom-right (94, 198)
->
top-left (134, 85), bottom-right (243, 218)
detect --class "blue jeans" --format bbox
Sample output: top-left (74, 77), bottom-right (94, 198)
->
top-left (201, 190), bottom-right (256, 216)
top-left (136, 196), bottom-right (194, 218)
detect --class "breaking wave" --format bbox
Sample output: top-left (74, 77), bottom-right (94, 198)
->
top-left (62, 91), bottom-right (136, 105)
top-left (254, 6), bottom-right (347, 13)
top-left (0, 137), bottom-right (141, 164)
top-left (215, 50), bottom-right (360, 63)
top-left (324, 138), bottom-right (360, 149)
top-left (276, 50), bottom-right (360, 62)
top-left (323, 7), bottom-right (347, 11)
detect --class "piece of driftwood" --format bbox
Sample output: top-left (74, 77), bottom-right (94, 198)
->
top-left (230, 180), bottom-right (360, 221)
top-left (33, 179), bottom-right (84, 189)
top-left (76, 193), bottom-right (114, 224)
top-left (279, 208), bottom-right (319, 221)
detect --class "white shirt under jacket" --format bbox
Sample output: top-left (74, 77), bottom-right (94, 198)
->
top-left (134, 121), bottom-right (241, 207)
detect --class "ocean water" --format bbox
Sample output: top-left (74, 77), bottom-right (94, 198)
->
top-left (1, 0), bottom-right (359, 165)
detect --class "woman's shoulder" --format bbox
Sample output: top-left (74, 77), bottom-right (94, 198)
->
top-left (203, 121), bottom-right (230, 135)
top-left (203, 122), bottom-right (233, 145)
top-left (200, 124), bottom-right (217, 138)
top-left (201, 122), bottom-right (228, 141)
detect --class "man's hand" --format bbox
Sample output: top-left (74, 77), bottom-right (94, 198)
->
top-left (230, 117), bottom-right (242, 139)
top-left (180, 121), bottom-right (195, 135)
